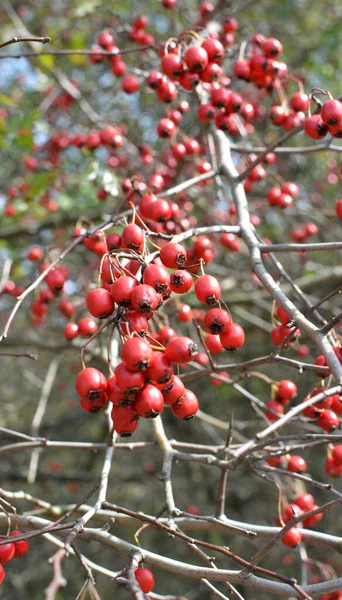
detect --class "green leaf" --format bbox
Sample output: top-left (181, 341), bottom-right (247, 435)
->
top-left (0, 94), bottom-right (16, 107)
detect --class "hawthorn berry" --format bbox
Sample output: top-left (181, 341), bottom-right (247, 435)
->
top-left (219, 323), bottom-right (245, 350)
top-left (204, 308), bottom-right (231, 334)
top-left (165, 336), bottom-right (198, 364)
top-left (281, 527), bottom-right (302, 547)
top-left (171, 389), bottom-right (199, 420)
top-left (135, 567), bottom-right (155, 593)
top-left (170, 270), bottom-right (193, 294)
top-left (287, 455), bottom-right (307, 473)
top-left (86, 288), bottom-right (115, 319)
top-left (133, 384), bottom-right (164, 417)
top-left (0, 539), bottom-right (15, 563)
top-left (121, 337), bottom-right (153, 371)
top-left (75, 367), bottom-right (107, 400)
top-left (78, 317), bottom-right (98, 337)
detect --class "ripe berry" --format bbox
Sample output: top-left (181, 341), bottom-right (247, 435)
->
top-left (265, 400), bottom-right (284, 421)
top-left (76, 367), bottom-right (107, 400)
top-left (172, 389), bottom-right (199, 420)
top-left (121, 337), bottom-right (153, 371)
top-left (107, 375), bottom-right (126, 405)
top-left (9, 531), bottom-right (29, 557)
top-left (123, 312), bottom-right (149, 336)
top-left (0, 563), bottom-right (4, 583)
top-left (63, 322), bottom-right (79, 341)
top-left (131, 284), bottom-right (160, 314)
top-left (165, 336), bottom-right (198, 364)
top-left (294, 493), bottom-right (315, 511)
top-left (46, 269), bottom-right (65, 294)
top-left (27, 246), bottom-right (43, 262)
top-left (162, 375), bottom-right (185, 405)
top-left (114, 418), bottom-right (139, 437)
top-left (78, 317), bottom-right (98, 337)
top-left (111, 277), bottom-right (138, 307)
top-left (201, 38), bottom-right (224, 63)
top-left (332, 445), bottom-right (342, 466)
top-left (206, 334), bottom-right (223, 354)
top-left (121, 75), bottom-right (139, 94)
top-left (219, 323), bottom-right (245, 350)
top-left (0, 540), bottom-right (15, 563)
top-left (115, 362), bottom-right (145, 395)
top-left (133, 384), bottom-right (164, 417)
top-left (184, 46), bottom-right (209, 71)
top-left (321, 99), bottom-right (342, 126)
top-left (287, 455), bottom-right (307, 473)
top-left (318, 409), bottom-right (339, 432)
top-left (135, 567), bottom-right (155, 593)
top-left (146, 352), bottom-right (173, 385)
top-left (86, 288), bottom-right (115, 319)
top-left (304, 115), bottom-right (328, 139)
top-left (170, 270), bottom-right (193, 294)
top-left (281, 527), bottom-right (302, 547)
top-left (325, 456), bottom-right (342, 477)
top-left (195, 274), bottom-right (221, 305)
top-left (277, 380), bottom-right (297, 402)
top-left (336, 199), bottom-right (342, 219)
top-left (204, 308), bottom-right (231, 334)
top-left (121, 224), bottom-right (145, 252)
top-left (289, 93), bottom-right (309, 113)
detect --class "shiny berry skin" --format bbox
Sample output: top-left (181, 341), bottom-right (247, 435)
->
top-left (197, 104), bottom-right (216, 122)
top-left (172, 389), bottom-right (199, 420)
top-left (157, 117), bottom-right (176, 138)
top-left (0, 562), bottom-right (5, 583)
top-left (31, 301), bottom-right (48, 317)
top-left (107, 375), bottom-right (126, 405)
top-left (9, 530), bottom-right (29, 557)
top-left (46, 269), bottom-right (65, 294)
top-left (121, 337), bottom-right (153, 371)
top-left (219, 323), bottom-right (245, 350)
top-left (277, 380), bottom-right (297, 401)
top-left (325, 456), bottom-right (342, 477)
top-left (304, 115), bottom-right (328, 139)
top-left (115, 362), bottom-right (145, 395)
top-left (177, 304), bottom-right (193, 321)
top-left (302, 505), bottom-right (323, 528)
top-left (289, 93), bottom-right (309, 113)
top-left (135, 567), bottom-right (155, 593)
top-left (150, 198), bottom-right (172, 222)
top-left (78, 317), bottom-right (98, 337)
top-left (27, 246), bottom-right (43, 262)
top-left (294, 493), bottom-right (315, 511)
top-left (86, 288), bottom-right (115, 319)
top-left (111, 277), bottom-right (138, 307)
top-left (201, 38), bottom-right (224, 63)
top-left (123, 312), bottom-right (149, 336)
top-left (184, 46), bottom-right (209, 71)
top-left (162, 375), bottom-right (185, 405)
top-left (195, 275), bottom-right (221, 305)
top-left (146, 70), bottom-right (163, 89)
top-left (170, 270), bottom-right (193, 294)
top-left (75, 367), bottom-right (107, 400)
top-left (318, 409), bottom-right (339, 432)
top-left (204, 308), bottom-right (231, 334)
top-left (131, 284), bottom-right (160, 314)
top-left (269, 105), bottom-right (286, 126)
top-left (146, 352), bottom-right (173, 385)
top-left (59, 299), bottom-right (74, 318)
top-left (277, 306), bottom-right (290, 324)
top-left (161, 53), bottom-right (183, 77)
top-left (281, 527), bottom-right (302, 548)
top-left (0, 539), bottom-right (15, 563)
top-left (265, 400), bottom-right (284, 421)
top-left (165, 336), bottom-right (198, 364)
top-left (133, 384), bottom-right (164, 418)
top-left (332, 445), bottom-right (342, 466)
top-left (206, 334), bottom-right (223, 354)
top-left (157, 79), bottom-right (178, 103)
top-left (331, 394), bottom-right (342, 415)
top-left (106, 232), bottom-right (121, 251)
top-left (321, 99), bottom-right (342, 126)
top-left (121, 224), bottom-right (145, 253)
top-left (282, 181), bottom-right (299, 198)
top-left (113, 418), bottom-right (139, 437)
top-left (121, 75), bottom-right (139, 94)
top-left (287, 455), bottom-right (307, 473)
top-left (63, 322), bottom-right (79, 341)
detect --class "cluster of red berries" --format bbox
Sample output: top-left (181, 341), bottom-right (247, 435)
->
top-left (279, 493), bottom-right (323, 548)
top-left (265, 378), bottom-right (298, 422)
top-left (68, 226), bottom-right (245, 435)
top-left (270, 305), bottom-right (300, 348)
top-left (0, 531), bottom-right (29, 584)
top-left (325, 444), bottom-right (342, 478)
top-left (304, 97), bottom-right (342, 140)
top-left (267, 181), bottom-right (299, 210)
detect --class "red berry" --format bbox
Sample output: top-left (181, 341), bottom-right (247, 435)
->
top-left (27, 246), bottom-right (43, 262)
top-left (162, 375), bottom-right (185, 405)
top-left (86, 288), bottom-right (115, 319)
top-left (121, 337), bottom-right (153, 371)
top-left (325, 456), bottom-right (342, 477)
top-left (170, 270), bottom-right (193, 294)
top-left (265, 400), bottom-right (284, 421)
top-left (0, 563), bottom-right (4, 583)
top-left (0, 539), bottom-right (15, 563)
top-left (46, 269), bottom-right (65, 294)
top-left (287, 455), bottom-right (307, 473)
top-left (318, 409), bottom-right (339, 432)
top-left (204, 308), bottom-right (231, 334)
top-left (195, 274), bottom-right (221, 305)
top-left (121, 75), bottom-right (139, 94)
top-left (122, 224), bottom-right (145, 253)
top-left (332, 445), bottom-right (342, 466)
top-left (304, 115), bottom-right (328, 139)
top-left (219, 323), bottom-right (245, 350)
top-left (9, 531), bottom-right (29, 557)
top-left (78, 317), bottom-right (98, 337)
top-left (336, 199), bottom-right (342, 219)
top-left (165, 336), bottom-right (198, 364)
top-left (201, 38), bottom-right (224, 63)
top-left (295, 493), bottom-right (315, 511)
top-left (131, 284), bottom-right (160, 314)
top-left (146, 352), bottom-right (173, 386)
top-left (205, 334), bottom-right (223, 354)
top-left (184, 46), bottom-right (209, 72)
top-left (171, 389), bottom-right (199, 420)
top-left (135, 567), bottom-right (155, 593)
top-left (63, 322), bottom-right (79, 340)
top-left (111, 277), bottom-right (138, 307)
top-left (133, 384), bottom-right (164, 417)
top-left (75, 367), bottom-right (107, 400)
top-left (277, 380), bottom-right (297, 401)
top-left (281, 527), bottom-right (302, 547)
top-left (157, 118), bottom-right (176, 139)
top-left (115, 362), bottom-right (145, 396)
top-left (321, 99), bottom-right (342, 126)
